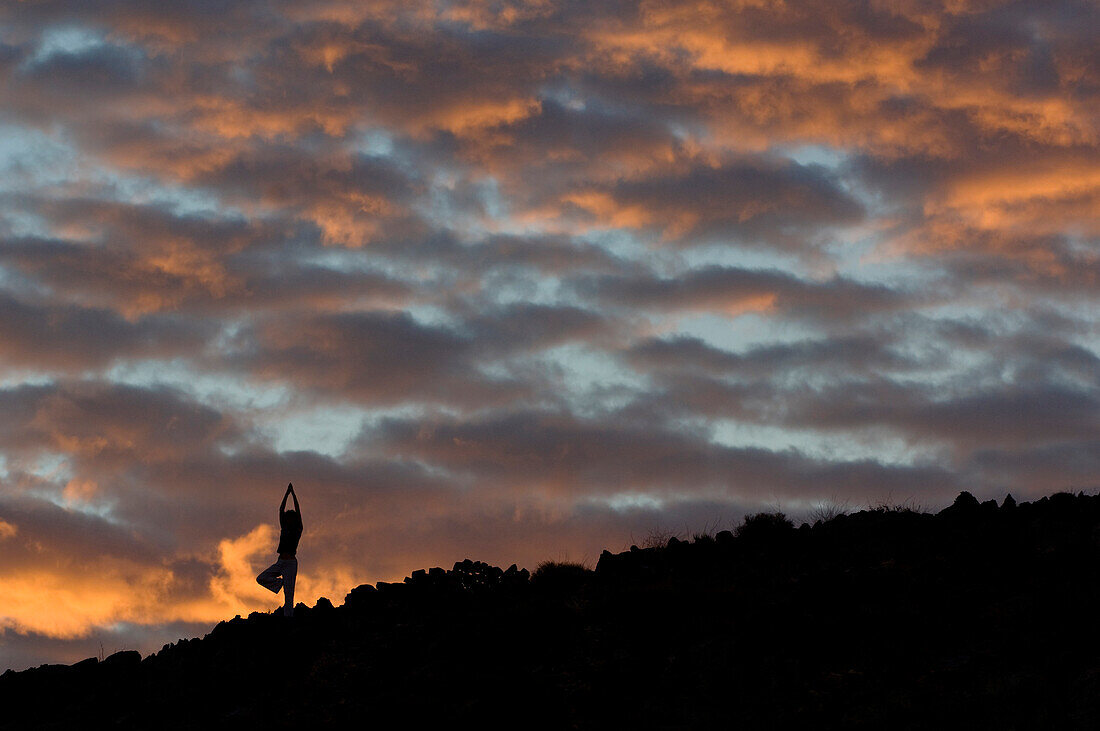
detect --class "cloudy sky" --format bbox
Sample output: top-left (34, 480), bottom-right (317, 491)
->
top-left (1, 0), bottom-right (1097, 670)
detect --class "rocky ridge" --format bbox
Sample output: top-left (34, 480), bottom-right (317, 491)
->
top-left (2, 491), bottom-right (1099, 729)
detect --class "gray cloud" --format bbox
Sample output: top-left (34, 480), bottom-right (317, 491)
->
top-left (579, 265), bottom-right (911, 320)
top-left (0, 230), bottom-right (413, 316)
top-left (623, 334), bottom-right (920, 379)
top-left (363, 408), bottom-right (961, 502)
top-left (0, 381), bottom-right (242, 469)
top-left (0, 291), bottom-right (211, 370)
top-left (579, 157), bottom-right (864, 248)
top-left (227, 308), bottom-right (533, 407)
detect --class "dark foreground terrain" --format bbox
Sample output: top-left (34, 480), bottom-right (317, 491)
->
top-left (3, 491), bottom-right (1099, 729)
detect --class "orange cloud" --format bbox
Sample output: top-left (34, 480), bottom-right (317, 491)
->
top-left (62, 479), bottom-right (98, 504)
top-left (0, 521), bottom-right (356, 641)
top-left (208, 524), bottom-right (279, 614)
top-left (418, 97), bottom-right (543, 138)
top-left (562, 191), bottom-right (656, 230)
top-left (0, 571), bottom-right (147, 638)
top-left (189, 95), bottom-right (355, 141)
top-left (309, 196), bottom-right (403, 246)
top-left (932, 162), bottom-right (1100, 236)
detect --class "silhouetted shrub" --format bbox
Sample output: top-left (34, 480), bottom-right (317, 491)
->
top-left (531, 560), bottom-right (591, 593)
top-left (640, 528), bottom-right (679, 549)
top-left (866, 497), bottom-right (925, 514)
top-left (735, 511), bottom-right (794, 540)
top-left (810, 499), bottom-right (850, 523)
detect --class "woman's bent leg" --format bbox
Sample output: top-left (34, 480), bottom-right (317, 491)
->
top-left (256, 562), bottom-right (284, 594)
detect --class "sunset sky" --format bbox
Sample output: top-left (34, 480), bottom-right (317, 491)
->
top-left (1, 0), bottom-right (1098, 671)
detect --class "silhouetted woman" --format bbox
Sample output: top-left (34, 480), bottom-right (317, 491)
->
top-left (256, 483), bottom-right (303, 617)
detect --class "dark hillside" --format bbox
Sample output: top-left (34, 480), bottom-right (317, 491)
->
top-left (3, 491), bottom-right (1099, 729)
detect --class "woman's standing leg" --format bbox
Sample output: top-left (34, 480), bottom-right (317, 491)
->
top-left (281, 558), bottom-right (297, 616)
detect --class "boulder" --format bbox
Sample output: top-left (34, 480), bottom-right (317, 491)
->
top-left (343, 583), bottom-right (379, 610)
top-left (101, 650), bottom-right (141, 669)
top-left (71, 657), bottom-right (98, 672)
top-left (939, 491), bottom-right (980, 517)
